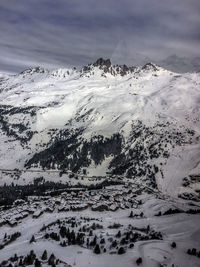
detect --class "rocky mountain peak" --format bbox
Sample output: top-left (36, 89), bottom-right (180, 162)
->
top-left (93, 58), bottom-right (112, 68)
top-left (20, 66), bottom-right (46, 75)
top-left (142, 62), bottom-right (159, 71)
top-left (81, 58), bottom-right (137, 77)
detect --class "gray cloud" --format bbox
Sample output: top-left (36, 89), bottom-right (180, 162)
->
top-left (0, 0), bottom-right (199, 72)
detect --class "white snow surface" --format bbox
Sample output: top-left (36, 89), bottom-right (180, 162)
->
top-left (1, 66), bottom-right (199, 134)
top-left (0, 192), bottom-right (200, 267)
top-left (0, 64), bottom-right (200, 197)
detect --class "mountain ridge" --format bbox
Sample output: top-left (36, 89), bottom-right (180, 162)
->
top-left (0, 58), bottom-right (199, 199)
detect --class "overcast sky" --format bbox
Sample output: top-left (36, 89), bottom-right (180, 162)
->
top-left (0, 0), bottom-right (199, 72)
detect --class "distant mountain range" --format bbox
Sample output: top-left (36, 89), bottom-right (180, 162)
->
top-left (0, 54), bottom-right (199, 74)
top-left (158, 55), bottom-right (200, 73)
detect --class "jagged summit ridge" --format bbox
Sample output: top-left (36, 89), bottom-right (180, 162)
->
top-left (14, 58), bottom-right (163, 80)
top-left (20, 66), bottom-right (47, 75)
top-left (81, 58), bottom-right (160, 77)
top-left (142, 62), bottom-right (159, 71)
top-left (93, 58), bottom-right (112, 67)
top-left (81, 57), bottom-right (134, 77)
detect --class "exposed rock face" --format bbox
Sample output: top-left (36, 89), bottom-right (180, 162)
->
top-left (92, 58), bottom-right (112, 75)
top-left (20, 66), bottom-right (46, 75)
top-left (93, 58), bottom-right (111, 68)
top-left (142, 62), bottom-right (158, 71)
top-left (81, 58), bottom-right (137, 77)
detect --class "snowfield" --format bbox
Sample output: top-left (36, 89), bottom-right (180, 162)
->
top-left (0, 60), bottom-right (199, 199)
top-left (0, 59), bottom-right (200, 266)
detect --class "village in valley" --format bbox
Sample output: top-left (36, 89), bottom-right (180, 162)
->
top-left (0, 175), bottom-right (200, 267)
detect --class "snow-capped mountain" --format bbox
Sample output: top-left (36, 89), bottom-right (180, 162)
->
top-left (0, 58), bottom-right (199, 198)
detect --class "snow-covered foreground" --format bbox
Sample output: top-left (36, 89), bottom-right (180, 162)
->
top-left (0, 187), bottom-right (200, 267)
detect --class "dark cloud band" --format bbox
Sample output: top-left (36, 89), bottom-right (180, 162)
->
top-left (0, 0), bottom-right (199, 72)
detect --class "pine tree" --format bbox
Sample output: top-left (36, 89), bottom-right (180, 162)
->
top-left (90, 235), bottom-right (97, 246)
top-left (100, 238), bottom-right (105, 244)
top-left (41, 250), bottom-right (47, 260)
top-left (60, 226), bottom-right (67, 238)
top-left (89, 229), bottom-right (93, 236)
top-left (48, 254), bottom-right (55, 265)
top-left (116, 230), bottom-right (121, 238)
top-left (60, 240), bottom-right (67, 247)
top-left (129, 243), bottom-right (134, 248)
top-left (118, 247), bottom-right (126, 254)
top-left (112, 240), bottom-right (117, 248)
top-left (13, 254), bottom-right (18, 261)
top-left (19, 258), bottom-right (23, 266)
top-left (30, 235), bottom-right (36, 243)
top-left (129, 211), bottom-right (133, 218)
top-left (94, 244), bottom-right (101, 254)
top-left (171, 242), bottom-right (176, 248)
top-left (34, 258), bottom-right (41, 267)
top-left (24, 250), bottom-right (36, 265)
top-left (191, 248), bottom-right (197, 256)
top-left (125, 232), bottom-right (130, 240)
top-left (136, 257), bottom-right (142, 265)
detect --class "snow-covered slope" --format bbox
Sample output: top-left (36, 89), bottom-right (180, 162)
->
top-left (0, 59), bottom-right (199, 198)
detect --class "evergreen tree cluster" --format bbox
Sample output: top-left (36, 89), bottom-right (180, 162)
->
top-left (0, 250), bottom-right (65, 267)
top-left (187, 248), bottom-right (200, 257)
top-left (0, 232), bottom-right (21, 250)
